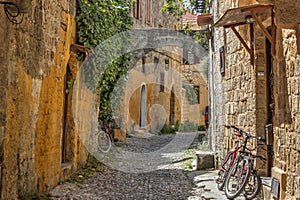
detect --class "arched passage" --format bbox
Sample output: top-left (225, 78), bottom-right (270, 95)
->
top-left (73, 29), bottom-right (208, 152)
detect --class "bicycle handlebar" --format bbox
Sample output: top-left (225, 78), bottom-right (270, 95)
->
top-left (226, 125), bottom-right (266, 142)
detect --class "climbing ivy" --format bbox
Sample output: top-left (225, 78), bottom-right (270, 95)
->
top-left (182, 82), bottom-right (198, 105)
top-left (76, 0), bottom-right (133, 121)
top-left (76, 0), bottom-right (133, 48)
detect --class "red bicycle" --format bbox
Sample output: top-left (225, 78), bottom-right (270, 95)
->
top-left (220, 126), bottom-right (265, 199)
top-left (216, 126), bottom-right (243, 190)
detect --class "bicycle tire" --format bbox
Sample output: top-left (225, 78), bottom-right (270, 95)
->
top-left (216, 153), bottom-right (233, 190)
top-left (98, 130), bottom-right (112, 153)
top-left (243, 170), bottom-right (262, 200)
top-left (225, 157), bottom-right (252, 199)
top-left (217, 170), bottom-right (227, 190)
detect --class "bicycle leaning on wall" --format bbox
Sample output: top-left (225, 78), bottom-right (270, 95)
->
top-left (216, 125), bottom-right (266, 199)
top-left (97, 119), bottom-right (115, 153)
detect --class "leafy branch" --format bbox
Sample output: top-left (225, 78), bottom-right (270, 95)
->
top-left (160, 0), bottom-right (209, 50)
top-left (76, 0), bottom-right (133, 121)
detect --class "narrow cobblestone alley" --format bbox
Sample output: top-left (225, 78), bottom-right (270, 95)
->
top-left (49, 133), bottom-right (210, 200)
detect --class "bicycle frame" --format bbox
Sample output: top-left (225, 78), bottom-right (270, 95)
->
top-left (216, 137), bottom-right (243, 191)
top-left (222, 125), bottom-right (266, 199)
top-left (100, 119), bottom-right (115, 142)
top-left (220, 125), bottom-right (251, 173)
top-left (220, 144), bottom-right (241, 173)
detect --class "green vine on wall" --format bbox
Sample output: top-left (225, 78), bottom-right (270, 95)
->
top-left (182, 82), bottom-right (198, 105)
top-left (76, 0), bottom-right (133, 121)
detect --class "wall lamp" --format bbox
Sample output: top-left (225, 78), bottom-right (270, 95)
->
top-left (0, 1), bottom-right (23, 24)
top-left (245, 15), bottom-right (255, 24)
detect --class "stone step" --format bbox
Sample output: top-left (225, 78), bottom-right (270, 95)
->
top-left (134, 129), bottom-right (146, 136)
top-left (195, 150), bottom-right (215, 170)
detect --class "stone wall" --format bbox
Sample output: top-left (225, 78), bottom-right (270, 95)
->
top-left (0, 0), bottom-right (88, 198)
top-left (123, 48), bottom-right (183, 134)
top-left (210, 0), bottom-right (272, 172)
top-left (208, 0), bottom-right (228, 164)
top-left (132, 0), bottom-right (177, 29)
top-left (272, 1), bottom-right (300, 198)
top-left (127, 0), bottom-right (208, 134)
top-left (210, 0), bottom-right (300, 198)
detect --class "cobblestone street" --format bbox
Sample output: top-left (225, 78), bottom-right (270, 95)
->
top-left (49, 133), bottom-right (214, 200)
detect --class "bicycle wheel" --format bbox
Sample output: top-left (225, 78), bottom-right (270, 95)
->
top-left (216, 152), bottom-right (233, 190)
top-left (225, 157), bottom-right (252, 199)
top-left (217, 169), bottom-right (228, 190)
top-left (243, 170), bottom-right (262, 200)
top-left (98, 130), bottom-right (112, 153)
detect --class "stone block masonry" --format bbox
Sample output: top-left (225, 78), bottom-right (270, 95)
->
top-left (210, 0), bottom-right (300, 199)
top-left (273, 25), bottom-right (300, 199)
top-left (0, 0), bottom-right (88, 199)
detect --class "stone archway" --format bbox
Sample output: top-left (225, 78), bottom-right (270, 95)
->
top-left (72, 29), bottom-right (208, 166)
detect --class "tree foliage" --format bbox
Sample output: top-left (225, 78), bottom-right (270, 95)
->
top-left (160, 0), bottom-right (209, 49)
top-left (76, 0), bottom-right (133, 121)
top-left (76, 0), bottom-right (133, 48)
top-left (160, 0), bottom-right (187, 19)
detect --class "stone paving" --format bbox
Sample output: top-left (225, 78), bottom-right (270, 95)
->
top-left (49, 132), bottom-right (230, 200)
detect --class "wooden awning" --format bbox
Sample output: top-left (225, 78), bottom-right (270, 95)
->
top-left (197, 14), bottom-right (213, 26)
top-left (212, 4), bottom-right (273, 28)
top-left (212, 4), bottom-right (275, 63)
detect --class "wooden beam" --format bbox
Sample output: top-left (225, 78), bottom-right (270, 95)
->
top-left (250, 11), bottom-right (273, 43)
top-left (70, 44), bottom-right (93, 56)
top-left (231, 26), bottom-right (251, 54)
top-left (241, 4), bottom-right (273, 12)
top-left (224, 22), bottom-right (248, 28)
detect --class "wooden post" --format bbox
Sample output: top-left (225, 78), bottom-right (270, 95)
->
top-left (231, 26), bottom-right (251, 54)
top-left (250, 11), bottom-right (272, 43)
top-left (250, 23), bottom-right (254, 65)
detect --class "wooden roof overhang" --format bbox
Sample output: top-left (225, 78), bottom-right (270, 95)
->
top-left (197, 14), bottom-right (213, 26)
top-left (212, 4), bottom-right (275, 65)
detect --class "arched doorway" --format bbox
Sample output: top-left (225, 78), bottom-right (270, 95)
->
top-left (140, 84), bottom-right (146, 127)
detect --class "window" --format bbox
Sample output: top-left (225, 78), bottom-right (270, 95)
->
top-left (154, 57), bottom-right (159, 71)
top-left (146, 0), bottom-right (151, 24)
top-left (220, 46), bottom-right (225, 74)
top-left (160, 72), bottom-right (164, 92)
top-left (142, 57), bottom-right (146, 73)
top-left (154, 57), bottom-right (159, 66)
top-left (133, 0), bottom-right (141, 19)
top-left (165, 58), bottom-right (169, 71)
top-left (183, 48), bottom-right (200, 64)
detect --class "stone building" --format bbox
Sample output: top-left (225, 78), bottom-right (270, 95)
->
top-left (119, 0), bottom-right (209, 135)
top-left (205, 0), bottom-right (300, 199)
top-left (0, 1), bottom-right (91, 198)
